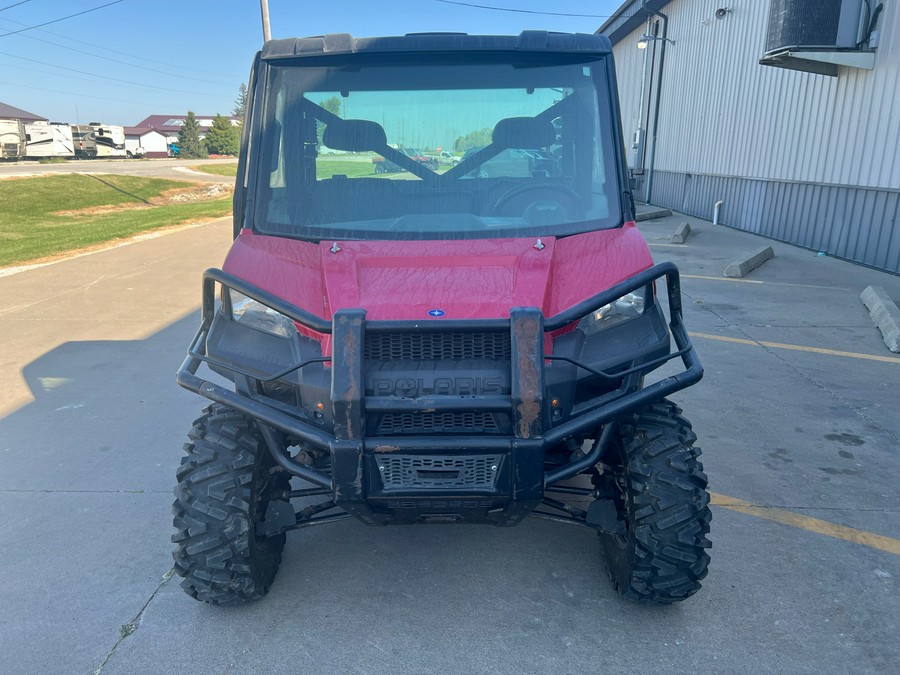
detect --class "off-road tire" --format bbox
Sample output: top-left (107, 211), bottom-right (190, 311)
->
top-left (172, 404), bottom-right (290, 604)
top-left (600, 400), bottom-right (712, 604)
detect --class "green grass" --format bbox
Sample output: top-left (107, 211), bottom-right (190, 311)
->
top-left (191, 163), bottom-right (239, 177)
top-left (0, 174), bottom-right (232, 267)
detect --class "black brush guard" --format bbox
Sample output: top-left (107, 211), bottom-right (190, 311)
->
top-left (177, 261), bottom-right (701, 526)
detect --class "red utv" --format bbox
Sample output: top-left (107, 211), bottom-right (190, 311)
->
top-left (173, 31), bottom-right (711, 606)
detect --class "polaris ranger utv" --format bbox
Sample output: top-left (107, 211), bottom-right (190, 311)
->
top-left (173, 31), bottom-right (712, 606)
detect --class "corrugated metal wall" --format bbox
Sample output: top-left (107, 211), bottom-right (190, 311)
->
top-left (609, 0), bottom-right (900, 273)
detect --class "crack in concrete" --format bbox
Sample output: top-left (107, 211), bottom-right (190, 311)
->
top-left (687, 291), bottom-right (900, 445)
top-left (94, 568), bottom-right (175, 674)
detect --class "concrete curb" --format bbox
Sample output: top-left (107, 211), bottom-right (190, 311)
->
top-left (635, 207), bottom-right (673, 222)
top-left (724, 246), bottom-right (774, 278)
top-left (671, 222), bottom-right (691, 244)
top-left (860, 285), bottom-right (900, 353)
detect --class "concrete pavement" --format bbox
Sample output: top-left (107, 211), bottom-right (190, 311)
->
top-left (0, 212), bottom-right (898, 674)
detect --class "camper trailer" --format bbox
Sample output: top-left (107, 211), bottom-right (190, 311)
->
top-left (0, 119), bottom-right (25, 160)
top-left (73, 123), bottom-right (127, 159)
top-left (24, 122), bottom-right (75, 159)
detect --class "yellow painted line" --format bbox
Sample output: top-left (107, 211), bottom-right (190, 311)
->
top-left (648, 243), bottom-right (687, 248)
top-left (711, 493), bottom-right (900, 556)
top-left (689, 331), bottom-right (900, 364)
top-left (683, 274), bottom-right (763, 284)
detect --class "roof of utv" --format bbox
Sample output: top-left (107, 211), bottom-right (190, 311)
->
top-left (260, 31), bottom-right (612, 60)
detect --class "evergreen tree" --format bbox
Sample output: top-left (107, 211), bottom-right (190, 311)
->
top-left (177, 111), bottom-right (207, 159)
top-left (316, 95), bottom-right (344, 148)
top-left (204, 113), bottom-right (240, 156)
top-left (233, 83), bottom-right (248, 119)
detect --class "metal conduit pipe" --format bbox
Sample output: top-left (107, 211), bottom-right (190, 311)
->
top-left (713, 200), bottom-right (724, 226)
top-left (644, 4), bottom-right (669, 206)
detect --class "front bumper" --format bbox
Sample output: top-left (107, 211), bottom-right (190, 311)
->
top-left (177, 262), bottom-right (701, 526)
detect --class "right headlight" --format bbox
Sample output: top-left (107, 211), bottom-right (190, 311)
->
top-left (226, 289), bottom-right (296, 338)
top-left (577, 289), bottom-right (646, 335)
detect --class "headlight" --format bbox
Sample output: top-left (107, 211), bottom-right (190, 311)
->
top-left (227, 289), bottom-right (296, 338)
top-left (578, 289), bottom-right (646, 335)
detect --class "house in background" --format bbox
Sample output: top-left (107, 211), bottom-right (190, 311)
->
top-left (123, 127), bottom-right (169, 158)
top-left (599, 0), bottom-right (898, 274)
top-left (133, 114), bottom-right (241, 146)
top-left (0, 102), bottom-right (47, 123)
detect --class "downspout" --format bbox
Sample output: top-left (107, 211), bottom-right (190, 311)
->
top-left (644, 5), bottom-right (668, 205)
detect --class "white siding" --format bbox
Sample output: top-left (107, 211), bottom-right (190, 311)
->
top-left (612, 0), bottom-right (900, 190)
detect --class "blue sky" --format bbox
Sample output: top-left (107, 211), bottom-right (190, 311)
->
top-left (0, 0), bottom-right (623, 126)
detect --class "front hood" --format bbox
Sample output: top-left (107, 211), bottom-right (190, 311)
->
top-left (223, 225), bottom-right (652, 324)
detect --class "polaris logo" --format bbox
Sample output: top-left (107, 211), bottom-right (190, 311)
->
top-left (428, 309), bottom-right (446, 317)
top-left (373, 377), bottom-right (504, 397)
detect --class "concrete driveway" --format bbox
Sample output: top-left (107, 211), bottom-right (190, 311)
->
top-left (0, 213), bottom-right (897, 674)
top-left (0, 158), bottom-right (237, 183)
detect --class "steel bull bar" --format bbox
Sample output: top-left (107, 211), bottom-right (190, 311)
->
top-left (176, 262), bottom-right (702, 503)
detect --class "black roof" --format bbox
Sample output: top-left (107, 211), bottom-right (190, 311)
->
top-left (261, 31), bottom-right (612, 60)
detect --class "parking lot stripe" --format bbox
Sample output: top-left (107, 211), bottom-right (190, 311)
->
top-left (689, 332), bottom-right (900, 364)
top-left (711, 493), bottom-right (900, 556)
top-left (683, 274), bottom-right (763, 284)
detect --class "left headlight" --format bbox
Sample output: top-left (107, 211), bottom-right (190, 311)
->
top-left (226, 289), bottom-right (296, 338)
top-left (578, 289), bottom-right (646, 335)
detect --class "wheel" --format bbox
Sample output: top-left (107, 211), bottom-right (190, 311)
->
top-left (598, 400), bottom-right (712, 604)
top-left (172, 405), bottom-right (291, 604)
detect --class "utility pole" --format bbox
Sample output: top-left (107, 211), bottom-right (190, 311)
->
top-left (260, 0), bottom-right (271, 42)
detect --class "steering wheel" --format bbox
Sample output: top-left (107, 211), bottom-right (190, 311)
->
top-left (489, 183), bottom-right (583, 226)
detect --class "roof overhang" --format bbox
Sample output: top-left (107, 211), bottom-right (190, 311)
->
top-left (596, 0), bottom-right (672, 45)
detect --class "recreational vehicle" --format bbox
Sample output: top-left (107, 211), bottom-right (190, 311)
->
top-left (24, 122), bottom-right (75, 159)
top-left (73, 123), bottom-right (127, 159)
top-left (0, 119), bottom-right (25, 159)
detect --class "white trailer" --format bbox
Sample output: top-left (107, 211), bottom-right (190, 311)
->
top-left (24, 122), bottom-right (74, 159)
top-left (73, 123), bottom-right (127, 159)
top-left (0, 119), bottom-right (25, 159)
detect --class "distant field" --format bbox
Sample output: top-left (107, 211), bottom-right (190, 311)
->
top-left (0, 174), bottom-right (232, 267)
top-left (191, 159), bottom-right (382, 180)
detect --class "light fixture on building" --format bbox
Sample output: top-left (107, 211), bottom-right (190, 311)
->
top-left (637, 34), bottom-right (676, 49)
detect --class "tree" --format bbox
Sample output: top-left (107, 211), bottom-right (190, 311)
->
top-left (316, 95), bottom-right (343, 147)
top-left (204, 113), bottom-right (240, 156)
top-left (454, 127), bottom-right (492, 153)
top-left (177, 111), bottom-right (207, 159)
top-left (233, 83), bottom-right (248, 120)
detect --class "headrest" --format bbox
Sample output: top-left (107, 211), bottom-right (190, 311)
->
top-left (492, 117), bottom-right (556, 149)
top-left (322, 119), bottom-right (387, 152)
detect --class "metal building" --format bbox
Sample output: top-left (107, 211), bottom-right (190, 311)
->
top-left (599, 0), bottom-right (899, 274)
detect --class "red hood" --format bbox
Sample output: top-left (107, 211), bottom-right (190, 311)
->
top-left (223, 225), bottom-right (652, 326)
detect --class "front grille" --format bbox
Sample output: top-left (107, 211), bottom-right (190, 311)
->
top-left (364, 331), bottom-right (511, 360)
top-left (377, 412), bottom-right (499, 435)
top-left (376, 454), bottom-right (502, 489)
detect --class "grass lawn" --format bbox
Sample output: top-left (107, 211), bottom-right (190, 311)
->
top-left (0, 174), bottom-right (232, 267)
top-left (191, 163), bottom-right (239, 177)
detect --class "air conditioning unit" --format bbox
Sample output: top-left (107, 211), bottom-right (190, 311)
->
top-left (760, 0), bottom-right (877, 76)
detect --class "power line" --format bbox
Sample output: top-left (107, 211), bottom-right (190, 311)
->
top-left (0, 1), bottom-right (33, 13)
top-left (0, 50), bottom-right (225, 97)
top-left (432, 0), bottom-right (611, 18)
top-left (0, 14), bottom-right (234, 78)
top-left (0, 23), bottom-right (234, 85)
top-left (0, 0), bottom-right (127, 38)
top-left (0, 79), bottom-right (167, 108)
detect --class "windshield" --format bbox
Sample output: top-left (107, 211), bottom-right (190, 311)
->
top-left (252, 56), bottom-right (621, 241)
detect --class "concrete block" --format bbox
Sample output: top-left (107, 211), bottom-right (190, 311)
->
top-left (671, 222), bottom-right (691, 244)
top-left (635, 206), bottom-right (673, 222)
top-left (860, 285), bottom-right (900, 353)
top-left (724, 246), bottom-right (774, 278)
